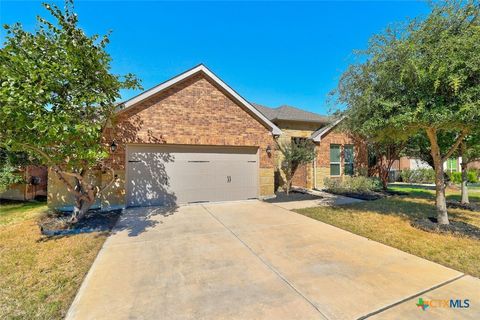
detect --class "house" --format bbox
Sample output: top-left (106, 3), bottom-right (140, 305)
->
top-left (48, 65), bottom-right (367, 209)
top-left (254, 104), bottom-right (367, 190)
top-left (389, 156), bottom-right (480, 181)
top-left (0, 166), bottom-right (48, 201)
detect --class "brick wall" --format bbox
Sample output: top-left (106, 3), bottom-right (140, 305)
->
top-left (101, 73), bottom-right (275, 207)
top-left (274, 125), bottom-right (318, 190)
top-left (315, 129), bottom-right (368, 188)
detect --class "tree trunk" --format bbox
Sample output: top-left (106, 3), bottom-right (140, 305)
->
top-left (461, 162), bottom-right (469, 204)
top-left (71, 198), bottom-right (95, 223)
top-left (70, 174), bottom-right (96, 223)
top-left (426, 129), bottom-right (450, 225)
top-left (379, 166), bottom-right (389, 191)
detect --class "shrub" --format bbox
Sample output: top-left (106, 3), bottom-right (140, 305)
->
top-left (448, 172), bottom-right (462, 184)
top-left (448, 170), bottom-right (479, 184)
top-left (324, 176), bottom-right (381, 194)
top-left (400, 168), bottom-right (435, 184)
top-left (468, 170), bottom-right (479, 183)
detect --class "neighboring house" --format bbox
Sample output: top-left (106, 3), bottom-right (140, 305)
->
top-left (0, 166), bottom-right (48, 201)
top-left (48, 64), bottom-right (367, 210)
top-left (389, 156), bottom-right (479, 181)
top-left (254, 104), bottom-right (367, 190)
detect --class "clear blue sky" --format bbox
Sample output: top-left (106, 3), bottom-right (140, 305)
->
top-left (0, 1), bottom-right (430, 115)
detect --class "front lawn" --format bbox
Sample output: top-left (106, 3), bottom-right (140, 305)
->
top-left (295, 185), bottom-right (480, 278)
top-left (0, 201), bottom-right (107, 319)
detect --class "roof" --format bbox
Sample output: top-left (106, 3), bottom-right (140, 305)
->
top-left (117, 64), bottom-right (282, 135)
top-left (311, 117), bottom-right (345, 142)
top-left (252, 104), bottom-right (330, 124)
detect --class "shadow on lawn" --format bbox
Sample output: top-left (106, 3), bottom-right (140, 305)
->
top-left (341, 195), bottom-right (471, 225)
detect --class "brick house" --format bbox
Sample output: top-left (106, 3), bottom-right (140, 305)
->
top-left (254, 104), bottom-right (367, 190)
top-left (48, 65), bottom-right (367, 209)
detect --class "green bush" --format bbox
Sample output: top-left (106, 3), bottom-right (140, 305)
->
top-left (468, 170), bottom-right (479, 183)
top-left (0, 164), bottom-right (24, 192)
top-left (400, 168), bottom-right (435, 184)
top-left (448, 170), bottom-right (479, 184)
top-left (324, 176), bottom-right (381, 193)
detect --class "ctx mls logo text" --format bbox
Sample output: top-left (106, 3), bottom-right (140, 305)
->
top-left (416, 298), bottom-right (470, 311)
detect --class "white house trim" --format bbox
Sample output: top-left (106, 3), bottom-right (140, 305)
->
top-left (117, 64), bottom-right (282, 135)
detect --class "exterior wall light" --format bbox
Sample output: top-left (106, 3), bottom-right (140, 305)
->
top-left (110, 140), bottom-right (117, 153)
top-left (266, 145), bottom-right (272, 157)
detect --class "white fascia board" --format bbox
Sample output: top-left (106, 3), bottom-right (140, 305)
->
top-left (311, 117), bottom-right (345, 142)
top-left (117, 64), bottom-right (282, 135)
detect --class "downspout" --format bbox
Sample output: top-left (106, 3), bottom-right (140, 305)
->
top-left (313, 145), bottom-right (317, 190)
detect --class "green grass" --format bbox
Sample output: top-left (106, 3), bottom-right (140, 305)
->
top-left (295, 185), bottom-right (480, 278)
top-left (0, 201), bottom-right (107, 319)
top-left (389, 183), bottom-right (480, 202)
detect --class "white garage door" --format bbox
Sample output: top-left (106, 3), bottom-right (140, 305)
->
top-left (126, 145), bottom-right (259, 207)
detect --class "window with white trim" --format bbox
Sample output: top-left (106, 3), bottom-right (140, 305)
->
top-left (344, 144), bottom-right (354, 176)
top-left (330, 144), bottom-right (341, 176)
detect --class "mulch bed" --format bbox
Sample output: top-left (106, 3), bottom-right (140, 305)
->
top-left (447, 200), bottom-right (480, 212)
top-left (39, 208), bottom-right (122, 236)
top-left (411, 217), bottom-right (480, 240)
top-left (324, 190), bottom-right (408, 201)
top-left (264, 190), bottom-right (323, 203)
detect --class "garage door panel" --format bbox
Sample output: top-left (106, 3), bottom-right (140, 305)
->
top-left (126, 145), bottom-right (259, 207)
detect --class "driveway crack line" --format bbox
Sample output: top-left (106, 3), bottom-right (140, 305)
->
top-left (202, 205), bottom-right (330, 320)
top-left (357, 273), bottom-right (466, 319)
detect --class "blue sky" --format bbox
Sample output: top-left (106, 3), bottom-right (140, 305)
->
top-left (1, 1), bottom-right (430, 115)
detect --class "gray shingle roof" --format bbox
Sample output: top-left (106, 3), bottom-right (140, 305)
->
top-left (252, 103), bottom-right (330, 124)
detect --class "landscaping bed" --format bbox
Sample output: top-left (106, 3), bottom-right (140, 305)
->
top-left (264, 190), bottom-right (322, 203)
top-left (325, 189), bottom-right (407, 201)
top-left (411, 217), bottom-right (480, 240)
top-left (447, 200), bottom-right (480, 212)
top-left (39, 208), bottom-right (122, 236)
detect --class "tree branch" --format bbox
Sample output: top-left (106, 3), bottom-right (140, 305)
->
top-left (442, 131), bottom-right (468, 162)
top-left (98, 166), bottom-right (116, 194)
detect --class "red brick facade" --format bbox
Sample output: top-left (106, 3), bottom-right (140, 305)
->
top-left (316, 130), bottom-right (368, 171)
top-left (104, 74), bottom-right (275, 171)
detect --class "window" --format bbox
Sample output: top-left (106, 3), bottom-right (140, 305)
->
top-left (292, 137), bottom-right (307, 145)
top-left (330, 144), bottom-right (341, 176)
top-left (344, 145), bottom-right (354, 176)
top-left (446, 158), bottom-right (458, 172)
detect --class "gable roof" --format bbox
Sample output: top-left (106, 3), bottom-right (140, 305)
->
top-left (311, 117), bottom-right (345, 142)
top-left (117, 64), bottom-right (282, 135)
top-left (253, 104), bottom-right (330, 124)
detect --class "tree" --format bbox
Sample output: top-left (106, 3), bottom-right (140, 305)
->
top-left (368, 140), bottom-right (406, 191)
top-left (337, 117), bottom-right (406, 191)
top-left (459, 131), bottom-right (480, 204)
top-left (0, 0), bottom-right (140, 222)
top-left (276, 139), bottom-right (316, 195)
top-left (0, 149), bottom-right (30, 192)
top-left (335, 1), bottom-right (480, 224)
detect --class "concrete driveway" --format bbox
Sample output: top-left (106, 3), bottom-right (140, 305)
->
top-left (67, 201), bottom-right (479, 319)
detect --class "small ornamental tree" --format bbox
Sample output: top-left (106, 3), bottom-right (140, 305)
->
top-left (335, 1), bottom-right (480, 224)
top-left (0, 1), bottom-right (140, 222)
top-left (276, 139), bottom-right (316, 195)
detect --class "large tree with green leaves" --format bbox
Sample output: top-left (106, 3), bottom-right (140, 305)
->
top-left (0, 0), bottom-right (140, 222)
top-left (335, 1), bottom-right (480, 224)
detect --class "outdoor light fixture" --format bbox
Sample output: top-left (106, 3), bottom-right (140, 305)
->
top-left (110, 140), bottom-right (117, 153)
top-left (266, 145), bottom-right (272, 156)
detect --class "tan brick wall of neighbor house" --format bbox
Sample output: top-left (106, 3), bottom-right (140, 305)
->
top-left (99, 73), bottom-right (275, 207)
top-left (315, 129), bottom-right (368, 188)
